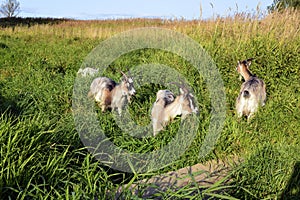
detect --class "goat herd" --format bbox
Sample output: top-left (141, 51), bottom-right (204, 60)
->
top-left (77, 58), bottom-right (266, 136)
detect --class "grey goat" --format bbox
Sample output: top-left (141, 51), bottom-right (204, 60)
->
top-left (88, 71), bottom-right (135, 115)
top-left (151, 83), bottom-right (198, 136)
top-left (236, 58), bottom-right (266, 120)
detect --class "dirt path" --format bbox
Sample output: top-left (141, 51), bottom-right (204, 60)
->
top-left (116, 157), bottom-right (239, 198)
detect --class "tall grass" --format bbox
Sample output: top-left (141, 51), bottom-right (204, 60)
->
top-left (0, 9), bottom-right (299, 199)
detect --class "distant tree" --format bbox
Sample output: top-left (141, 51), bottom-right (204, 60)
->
top-left (0, 0), bottom-right (20, 18)
top-left (267, 0), bottom-right (300, 11)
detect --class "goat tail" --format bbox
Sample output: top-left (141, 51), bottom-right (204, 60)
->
top-left (87, 91), bottom-right (93, 98)
top-left (243, 90), bottom-right (250, 98)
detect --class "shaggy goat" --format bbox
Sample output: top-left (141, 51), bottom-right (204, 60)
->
top-left (151, 83), bottom-right (198, 136)
top-left (236, 58), bottom-right (266, 120)
top-left (88, 71), bottom-right (135, 115)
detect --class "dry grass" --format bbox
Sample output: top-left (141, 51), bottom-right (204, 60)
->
top-left (1, 9), bottom-right (298, 42)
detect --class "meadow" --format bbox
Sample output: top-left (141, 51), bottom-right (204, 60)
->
top-left (0, 9), bottom-right (299, 199)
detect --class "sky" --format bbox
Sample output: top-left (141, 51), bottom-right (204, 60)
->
top-left (17, 0), bottom-right (274, 20)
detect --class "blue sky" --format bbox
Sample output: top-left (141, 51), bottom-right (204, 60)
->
top-left (18, 0), bottom-right (273, 20)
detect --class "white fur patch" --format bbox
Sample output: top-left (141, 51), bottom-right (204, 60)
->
top-left (128, 78), bottom-right (133, 83)
top-left (77, 67), bottom-right (99, 77)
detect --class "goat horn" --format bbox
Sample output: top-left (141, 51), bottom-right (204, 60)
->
top-left (169, 81), bottom-right (189, 93)
top-left (126, 66), bottom-right (131, 75)
top-left (169, 81), bottom-right (181, 87)
top-left (120, 70), bottom-right (128, 79)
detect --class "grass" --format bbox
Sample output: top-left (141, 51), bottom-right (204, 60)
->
top-left (0, 9), bottom-right (299, 199)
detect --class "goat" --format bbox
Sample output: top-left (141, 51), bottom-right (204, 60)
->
top-left (77, 67), bottom-right (99, 77)
top-left (156, 89), bottom-right (176, 105)
top-left (235, 58), bottom-right (266, 120)
top-left (151, 83), bottom-right (198, 136)
top-left (88, 71), bottom-right (136, 115)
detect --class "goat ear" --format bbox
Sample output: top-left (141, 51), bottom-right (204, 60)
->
top-left (179, 88), bottom-right (184, 94)
top-left (246, 60), bottom-right (252, 67)
top-left (167, 94), bottom-right (175, 102)
top-left (246, 58), bottom-right (254, 66)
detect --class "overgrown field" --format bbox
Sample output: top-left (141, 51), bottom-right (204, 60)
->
top-left (0, 9), bottom-right (299, 199)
